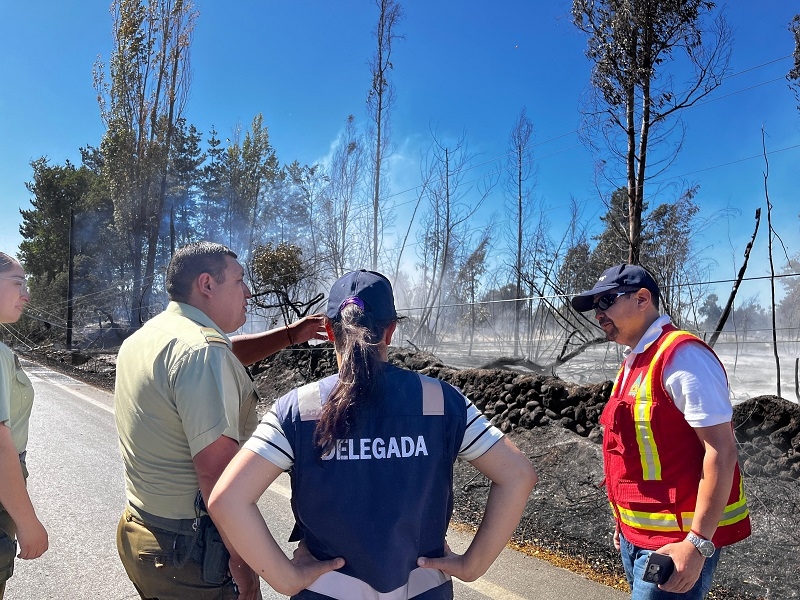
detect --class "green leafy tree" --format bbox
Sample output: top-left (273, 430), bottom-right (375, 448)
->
top-left (165, 118), bottom-right (205, 254)
top-left (18, 157), bottom-right (118, 341)
top-left (249, 242), bottom-right (323, 324)
top-left (557, 198), bottom-right (596, 297)
top-left (265, 168), bottom-right (313, 251)
top-left (641, 187), bottom-right (702, 317)
top-left (698, 293), bottom-right (723, 332)
top-left (199, 125), bottom-right (227, 241)
top-left (574, 185), bottom-right (706, 318)
top-left (591, 187), bottom-right (637, 268)
top-left (219, 114), bottom-right (279, 259)
top-left (452, 233), bottom-right (490, 355)
top-left (559, 240), bottom-right (594, 296)
top-left (572, 0), bottom-right (731, 264)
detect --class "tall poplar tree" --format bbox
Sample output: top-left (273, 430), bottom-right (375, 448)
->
top-left (94, 0), bottom-right (196, 327)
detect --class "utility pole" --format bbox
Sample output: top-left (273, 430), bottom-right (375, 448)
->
top-left (66, 208), bottom-right (75, 350)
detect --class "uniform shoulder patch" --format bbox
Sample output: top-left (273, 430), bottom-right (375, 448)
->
top-left (200, 327), bottom-right (229, 347)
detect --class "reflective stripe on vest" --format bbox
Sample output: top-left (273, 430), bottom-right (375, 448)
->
top-left (613, 477), bottom-right (750, 534)
top-left (306, 566), bottom-right (450, 600)
top-left (679, 477), bottom-right (750, 530)
top-left (297, 375), bottom-right (444, 421)
top-left (631, 330), bottom-right (691, 481)
top-left (298, 381), bottom-right (322, 421)
top-left (419, 374), bottom-right (445, 415)
top-left (614, 503), bottom-right (681, 532)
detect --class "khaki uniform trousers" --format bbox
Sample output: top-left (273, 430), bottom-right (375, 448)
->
top-left (0, 503), bottom-right (17, 600)
top-left (117, 509), bottom-right (237, 600)
top-left (0, 460), bottom-right (27, 600)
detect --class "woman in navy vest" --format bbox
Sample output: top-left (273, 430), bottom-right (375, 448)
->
top-left (210, 270), bottom-right (537, 599)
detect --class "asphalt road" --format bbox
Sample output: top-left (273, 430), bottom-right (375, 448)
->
top-left (5, 359), bottom-right (626, 600)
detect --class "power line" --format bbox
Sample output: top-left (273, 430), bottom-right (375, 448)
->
top-left (384, 54), bottom-right (795, 204)
top-left (394, 272), bottom-right (800, 314)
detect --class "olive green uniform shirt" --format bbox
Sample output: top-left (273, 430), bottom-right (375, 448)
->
top-left (0, 343), bottom-right (34, 455)
top-left (115, 302), bottom-right (258, 520)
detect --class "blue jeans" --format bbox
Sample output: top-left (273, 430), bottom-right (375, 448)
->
top-left (619, 533), bottom-right (721, 600)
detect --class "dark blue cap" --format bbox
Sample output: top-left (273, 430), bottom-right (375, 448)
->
top-left (571, 264), bottom-right (659, 312)
top-left (326, 270), bottom-right (397, 321)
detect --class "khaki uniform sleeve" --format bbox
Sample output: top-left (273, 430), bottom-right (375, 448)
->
top-left (0, 346), bottom-right (13, 424)
top-left (239, 386), bottom-right (259, 441)
top-left (173, 346), bottom-right (241, 457)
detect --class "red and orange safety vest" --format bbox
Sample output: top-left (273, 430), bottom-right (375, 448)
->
top-left (600, 325), bottom-right (751, 549)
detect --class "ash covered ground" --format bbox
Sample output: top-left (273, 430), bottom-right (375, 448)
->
top-left (28, 343), bottom-right (800, 599)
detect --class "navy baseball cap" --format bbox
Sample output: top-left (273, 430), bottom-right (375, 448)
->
top-left (571, 264), bottom-right (660, 312)
top-left (326, 270), bottom-right (398, 321)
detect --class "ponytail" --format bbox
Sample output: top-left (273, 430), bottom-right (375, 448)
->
top-left (314, 303), bottom-right (393, 456)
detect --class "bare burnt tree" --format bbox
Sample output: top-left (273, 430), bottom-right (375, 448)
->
top-left (285, 161), bottom-right (328, 266)
top-left (410, 132), bottom-right (493, 351)
top-left (320, 115), bottom-right (366, 278)
top-left (367, 0), bottom-right (403, 270)
top-left (572, 0), bottom-right (732, 264)
top-left (504, 109), bottom-right (536, 357)
top-left (788, 14), bottom-right (800, 110)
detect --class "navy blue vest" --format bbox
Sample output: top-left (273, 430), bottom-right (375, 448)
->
top-left (276, 364), bottom-right (467, 599)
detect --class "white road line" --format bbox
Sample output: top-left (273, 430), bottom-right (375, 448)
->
top-left (269, 477), bottom-right (291, 499)
top-left (457, 578), bottom-right (529, 600)
top-left (27, 372), bottom-right (114, 415)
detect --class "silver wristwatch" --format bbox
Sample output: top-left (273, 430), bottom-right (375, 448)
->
top-left (686, 531), bottom-right (715, 558)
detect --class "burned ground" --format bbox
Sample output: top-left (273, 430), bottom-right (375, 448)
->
top-left (28, 344), bottom-right (800, 599)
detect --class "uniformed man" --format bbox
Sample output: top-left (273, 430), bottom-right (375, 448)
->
top-left (115, 241), bottom-right (271, 600)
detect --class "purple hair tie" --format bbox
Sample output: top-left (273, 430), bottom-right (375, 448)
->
top-left (338, 296), bottom-right (365, 313)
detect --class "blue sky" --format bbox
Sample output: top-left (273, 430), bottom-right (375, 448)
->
top-left (1, 1), bottom-right (798, 302)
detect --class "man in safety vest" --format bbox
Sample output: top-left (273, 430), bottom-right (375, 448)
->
top-left (571, 264), bottom-right (750, 600)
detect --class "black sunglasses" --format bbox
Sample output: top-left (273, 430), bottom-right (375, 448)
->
top-left (592, 290), bottom-right (634, 311)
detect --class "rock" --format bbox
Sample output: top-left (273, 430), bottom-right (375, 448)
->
top-left (743, 458), bottom-right (763, 476)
